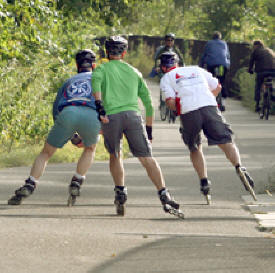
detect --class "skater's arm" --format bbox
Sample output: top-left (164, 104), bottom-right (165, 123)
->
top-left (211, 83), bottom-right (222, 97)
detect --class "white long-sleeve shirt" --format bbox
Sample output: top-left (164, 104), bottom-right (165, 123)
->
top-left (160, 66), bottom-right (219, 114)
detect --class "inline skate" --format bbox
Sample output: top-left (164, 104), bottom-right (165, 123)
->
top-left (114, 187), bottom-right (127, 216)
top-left (67, 176), bottom-right (84, 206)
top-left (200, 179), bottom-right (211, 205)
top-left (159, 189), bottom-right (184, 219)
top-left (236, 166), bottom-right (257, 201)
top-left (8, 178), bottom-right (36, 205)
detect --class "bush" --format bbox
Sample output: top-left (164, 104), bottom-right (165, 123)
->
top-left (124, 41), bottom-right (154, 77)
top-left (232, 67), bottom-right (255, 110)
top-left (0, 56), bottom-right (73, 150)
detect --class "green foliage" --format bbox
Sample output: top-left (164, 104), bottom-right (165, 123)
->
top-left (124, 41), bottom-right (154, 76)
top-left (0, 0), bottom-right (273, 167)
top-left (0, 55), bottom-right (73, 150)
top-left (232, 68), bottom-right (255, 110)
top-left (110, 0), bottom-right (274, 46)
top-left (0, 0), bottom-right (60, 62)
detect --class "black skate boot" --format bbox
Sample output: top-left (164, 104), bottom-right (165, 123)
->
top-left (159, 189), bottom-right (184, 219)
top-left (236, 166), bottom-right (257, 201)
top-left (200, 178), bottom-right (211, 205)
top-left (67, 176), bottom-right (84, 207)
top-left (114, 186), bottom-right (127, 216)
top-left (8, 178), bottom-right (36, 205)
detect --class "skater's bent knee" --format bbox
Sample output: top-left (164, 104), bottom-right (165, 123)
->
top-left (41, 142), bottom-right (57, 158)
top-left (84, 144), bottom-right (96, 152)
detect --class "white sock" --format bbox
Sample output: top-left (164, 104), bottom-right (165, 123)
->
top-left (74, 173), bottom-right (85, 180)
top-left (29, 176), bottom-right (38, 183)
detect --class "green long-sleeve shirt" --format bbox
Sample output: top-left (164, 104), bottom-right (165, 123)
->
top-left (92, 60), bottom-right (154, 117)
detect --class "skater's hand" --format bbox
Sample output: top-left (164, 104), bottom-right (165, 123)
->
top-left (165, 98), bottom-right (176, 111)
top-left (100, 115), bottom-right (109, 124)
top-left (211, 83), bottom-right (222, 97)
top-left (71, 133), bottom-right (84, 148)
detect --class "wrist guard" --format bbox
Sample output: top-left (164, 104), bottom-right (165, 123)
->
top-left (146, 125), bottom-right (152, 140)
top-left (95, 100), bottom-right (106, 118)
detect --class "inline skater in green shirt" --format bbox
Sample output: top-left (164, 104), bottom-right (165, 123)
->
top-left (92, 36), bottom-right (183, 218)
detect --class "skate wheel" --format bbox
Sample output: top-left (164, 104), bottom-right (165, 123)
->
top-left (239, 171), bottom-right (257, 201)
top-left (177, 211), bottom-right (185, 219)
top-left (206, 194), bottom-right (211, 205)
top-left (8, 195), bottom-right (23, 205)
top-left (115, 203), bottom-right (125, 216)
top-left (67, 195), bottom-right (76, 207)
top-left (168, 208), bottom-right (185, 219)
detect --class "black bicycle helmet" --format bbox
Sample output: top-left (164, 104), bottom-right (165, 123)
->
top-left (75, 49), bottom-right (96, 68)
top-left (160, 51), bottom-right (179, 68)
top-left (165, 33), bottom-right (175, 40)
top-left (105, 36), bottom-right (128, 55)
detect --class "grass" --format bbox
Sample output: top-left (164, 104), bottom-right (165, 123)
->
top-left (0, 136), bottom-right (130, 169)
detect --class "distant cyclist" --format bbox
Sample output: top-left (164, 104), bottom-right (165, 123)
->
top-left (153, 33), bottom-right (184, 76)
top-left (248, 40), bottom-right (275, 112)
top-left (150, 33), bottom-right (183, 122)
top-left (200, 31), bottom-right (230, 111)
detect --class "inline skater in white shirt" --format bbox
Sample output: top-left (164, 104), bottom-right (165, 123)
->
top-left (159, 52), bottom-right (256, 204)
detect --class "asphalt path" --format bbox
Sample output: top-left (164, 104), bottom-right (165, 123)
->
top-left (0, 79), bottom-right (275, 273)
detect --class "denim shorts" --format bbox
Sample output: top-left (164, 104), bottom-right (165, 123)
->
top-left (47, 106), bottom-right (101, 148)
top-left (180, 106), bottom-right (233, 151)
top-left (101, 111), bottom-right (152, 157)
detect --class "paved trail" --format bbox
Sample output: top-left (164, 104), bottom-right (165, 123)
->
top-left (0, 80), bottom-right (275, 273)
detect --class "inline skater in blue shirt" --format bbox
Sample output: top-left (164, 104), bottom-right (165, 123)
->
top-left (8, 49), bottom-right (101, 206)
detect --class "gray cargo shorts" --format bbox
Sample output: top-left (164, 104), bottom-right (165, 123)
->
top-left (179, 106), bottom-right (233, 152)
top-left (101, 111), bottom-right (152, 157)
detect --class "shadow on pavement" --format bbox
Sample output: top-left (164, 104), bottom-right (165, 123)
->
top-left (89, 236), bottom-right (275, 273)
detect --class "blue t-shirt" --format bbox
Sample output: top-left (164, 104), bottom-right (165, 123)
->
top-left (52, 72), bottom-right (96, 120)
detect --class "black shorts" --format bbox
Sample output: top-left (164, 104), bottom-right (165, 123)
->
top-left (180, 106), bottom-right (233, 151)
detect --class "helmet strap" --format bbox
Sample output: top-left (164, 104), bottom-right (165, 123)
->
top-left (167, 66), bottom-right (177, 72)
top-left (161, 65), bottom-right (177, 73)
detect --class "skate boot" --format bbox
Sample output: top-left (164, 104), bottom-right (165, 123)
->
top-left (200, 179), bottom-right (211, 205)
top-left (236, 166), bottom-right (257, 201)
top-left (159, 189), bottom-right (184, 219)
top-left (114, 187), bottom-right (127, 216)
top-left (67, 176), bottom-right (84, 207)
top-left (8, 178), bottom-right (36, 205)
